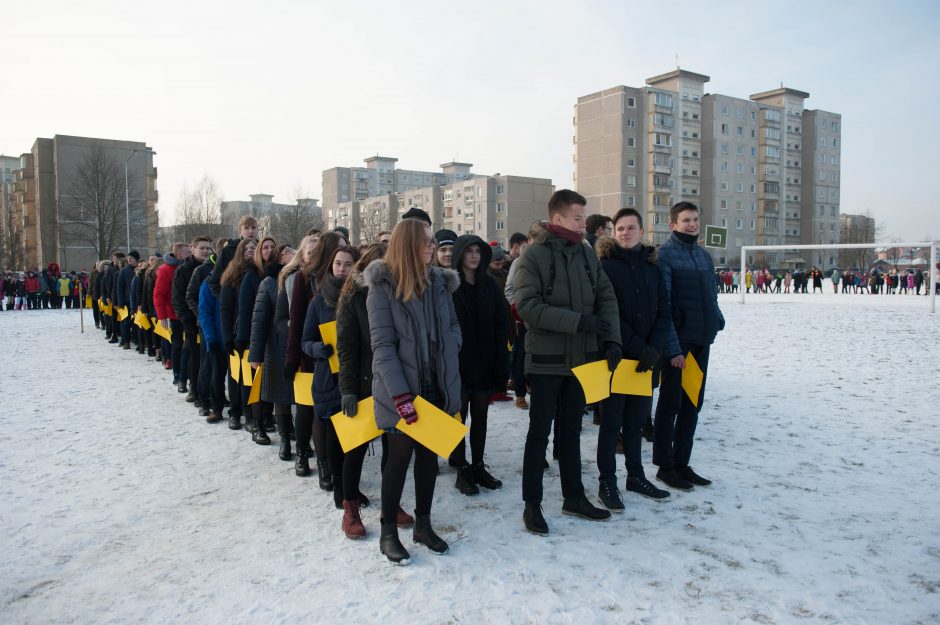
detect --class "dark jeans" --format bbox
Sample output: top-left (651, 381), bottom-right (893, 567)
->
top-left (653, 344), bottom-right (710, 470)
top-left (186, 329), bottom-right (201, 392)
top-left (294, 404), bottom-right (314, 453)
top-left (197, 340), bottom-right (213, 406)
top-left (120, 317), bottom-right (131, 345)
top-left (452, 392), bottom-right (491, 466)
top-left (598, 393), bottom-right (652, 484)
top-left (511, 324), bottom-right (527, 399)
top-left (226, 358), bottom-right (242, 418)
top-left (522, 374), bottom-right (586, 504)
top-left (170, 320), bottom-right (186, 382)
top-left (204, 346), bottom-right (226, 412)
top-left (381, 433), bottom-right (437, 523)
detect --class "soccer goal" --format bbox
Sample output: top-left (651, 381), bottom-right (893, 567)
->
top-left (738, 242), bottom-right (939, 313)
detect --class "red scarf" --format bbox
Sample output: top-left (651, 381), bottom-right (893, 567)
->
top-left (546, 223), bottom-right (583, 245)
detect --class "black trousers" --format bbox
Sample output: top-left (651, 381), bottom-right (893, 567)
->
top-left (204, 345), bottom-right (226, 413)
top-left (452, 392), bottom-right (491, 466)
top-left (197, 340), bottom-right (214, 406)
top-left (598, 393), bottom-right (652, 483)
top-left (522, 374), bottom-right (586, 504)
top-left (653, 344), bottom-right (710, 470)
top-left (381, 433), bottom-right (437, 523)
top-left (511, 324), bottom-right (528, 399)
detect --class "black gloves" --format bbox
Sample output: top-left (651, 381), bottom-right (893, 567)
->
top-left (225, 341), bottom-right (236, 356)
top-left (283, 362), bottom-right (299, 381)
top-left (312, 342), bottom-right (334, 360)
top-left (235, 340), bottom-right (249, 353)
top-left (342, 394), bottom-right (358, 417)
top-left (635, 345), bottom-right (660, 373)
top-left (603, 342), bottom-right (622, 373)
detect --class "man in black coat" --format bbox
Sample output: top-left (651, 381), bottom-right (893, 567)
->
top-left (173, 237), bottom-right (212, 398)
top-left (187, 240), bottom-right (221, 414)
top-left (208, 217), bottom-right (257, 296)
top-left (595, 209), bottom-right (671, 509)
top-left (116, 251), bottom-right (139, 348)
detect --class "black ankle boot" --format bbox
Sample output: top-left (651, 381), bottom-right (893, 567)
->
top-left (295, 451), bottom-right (311, 476)
top-left (379, 520), bottom-right (410, 565)
top-left (252, 423), bottom-right (271, 445)
top-left (317, 457), bottom-right (333, 491)
top-left (412, 514), bottom-right (448, 554)
top-left (228, 413), bottom-right (242, 430)
top-left (276, 413), bottom-right (292, 460)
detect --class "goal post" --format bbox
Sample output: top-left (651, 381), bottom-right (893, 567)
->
top-left (738, 242), bottom-right (939, 313)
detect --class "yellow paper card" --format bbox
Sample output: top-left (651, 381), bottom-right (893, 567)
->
top-left (611, 360), bottom-right (653, 397)
top-left (134, 311), bottom-right (151, 330)
top-left (116, 306), bottom-right (129, 321)
top-left (229, 352), bottom-right (241, 382)
top-left (100, 300), bottom-right (112, 316)
top-left (318, 320), bottom-right (340, 374)
top-left (330, 398), bottom-right (380, 453)
top-left (396, 396), bottom-right (468, 458)
top-left (571, 360), bottom-right (612, 404)
top-left (293, 372), bottom-right (314, 406)
top-left (153, 320), bottom-right (172, 341)
top-left (682, 351), bottom-right (704, 408)
top-left (85, 295), bottom-right (92, 308)
top-left (247, 367), bottom-right (262, 404)
top-left (240, 351), bottom-right (252, 385)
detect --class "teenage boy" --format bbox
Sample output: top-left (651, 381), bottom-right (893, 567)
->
top-left (653, 201), bottom-right (724, 491)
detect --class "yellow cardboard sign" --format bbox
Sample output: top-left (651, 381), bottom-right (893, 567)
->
top-left (571, 360), bottom-right (612, 404)
top-left (247, 367), bottom-right (262, 404)
top-left (229, 351), bottom-right (241, 382)
top-left (396, 396), bottom-right (468, 458)
top-left (134, 310), bottom-right (151, 330)
top-left (85, 295), bottom-right (92, 309)
top-left (293, 372), bottom-right (314, 406)
top-left (330, 397), bottom-right (380, 452)
top-left (240, 351), bottom-right (253, 386)
top-left (116, 306), bottom-right (129, 321)
top-left (611, 359), bottom-right (653, 397)
top-left (99, 300), bottom-right (112, 316)
top-left (318, 321), bottom-right (340, 374)
top-left (682, 351), bottom-right (704, 408)
top-left (153, 320), bottom-right (172, 341)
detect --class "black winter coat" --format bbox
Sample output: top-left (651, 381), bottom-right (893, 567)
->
top-left (301, 289), bottom-right (342, 419)
top-left (237, 267), bottom-right (263, 345)
top-left (452, 235), bottom-right (509, 390)
top-left (337, 273), bottom-right (373, 398)
top-left (186, 259), bottom-right (214, 323)
top-left (248, 264), bottom-right (292, 405)
top-left (172, 256), bottom-right (199, 329)
top-left (219, 283), bottom-right (239, 348)
top-left (208, 238), bottom-right (238, 297)
top-left (596, 237), bottom-right (671, 364)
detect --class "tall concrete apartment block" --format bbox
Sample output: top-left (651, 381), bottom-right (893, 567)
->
top-left (220, 194), bottom-right (321, 231)
top-left (575, 71), bottom-right (842, 269)
top-left (325, 155), bottom-right (552, 245)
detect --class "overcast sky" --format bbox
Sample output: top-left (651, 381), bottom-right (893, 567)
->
top-left (2, 0), bottom-right (937, 241)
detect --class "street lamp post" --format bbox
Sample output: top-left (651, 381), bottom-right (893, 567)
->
top-left (125, 148), bottom-right (156, 253)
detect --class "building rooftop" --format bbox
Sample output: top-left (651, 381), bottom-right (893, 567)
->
top-left (750, 87), bottom-right (810, 101)
top-left (646, 69), bottom-right (711, 86)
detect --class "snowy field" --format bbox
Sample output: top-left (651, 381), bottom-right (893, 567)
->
top-left (2, 290), bottom-right (939, 625)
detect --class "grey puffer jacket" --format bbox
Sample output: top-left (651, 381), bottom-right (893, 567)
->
top-left (248, 269), bottom-right (293, 405)
top-left (363, 260), bottom-right (462, 429)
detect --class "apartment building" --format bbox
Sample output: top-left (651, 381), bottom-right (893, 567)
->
top-left (322, 156), bottom-right (460, 212)
top-left (326, 157), bottom-right (553, 246)
top-left (574, 71), bottom-right (842, 269)
top-left (5, 135), bottom-right (158, 270)
top-left (220, 194), bottom-right (321, 230)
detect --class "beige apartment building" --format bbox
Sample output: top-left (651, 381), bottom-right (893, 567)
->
top-left (574, 70), bottom-right (842, 269)
top-left (325, 157), bottom-right (553, 246)
top-left (5, 135), bottom-right (158, 271)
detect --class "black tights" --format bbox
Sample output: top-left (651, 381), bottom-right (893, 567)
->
top-left (452, 392), bottom-right (491, 466)
top-left (381, 434), bottom-right (437, 523)
top-left (324, 419), bottom-right (368, 500)
top-left (295, 406), bottom-right (327, 464)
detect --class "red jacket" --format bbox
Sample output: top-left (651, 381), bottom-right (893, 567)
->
top-left (25, 276), bottom-right (39, 292)
top-left (154, 262), bottom-right (178, 320)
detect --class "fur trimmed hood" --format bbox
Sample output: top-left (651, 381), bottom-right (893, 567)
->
top-left (594, 235), bottom-right (658, 264)
top-left (361, 259), bottom-right (460, 294)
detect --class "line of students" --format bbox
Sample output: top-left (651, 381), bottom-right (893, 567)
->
top-left (92, 192), bottom-right (723, 565)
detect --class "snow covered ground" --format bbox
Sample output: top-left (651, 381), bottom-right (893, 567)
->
top-left (2, 292), bottom-right (939, 625)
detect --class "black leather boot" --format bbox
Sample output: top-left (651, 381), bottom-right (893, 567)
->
top-left (276, 412), bottom-right (292, 461)
top-left (317, 457), bottom-right (333, 491)
top-left (295, 451), bottom-right (311, 477)
top-left (379, 519), bottom-right (411, 565)
top-left (413, 514), bottom-right (448, 554)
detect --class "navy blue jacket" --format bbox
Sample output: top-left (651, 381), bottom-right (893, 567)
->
top-left (198, 280), bottom-right (222, 348)
top-left (236, 268), bottom-right (262, 345)
top-left (597, 238), bottom-right (671, 360)
top-left (115, 264), bottom-right (134, 308)
top-left (657, 232), bottom-right (725, 357)
top-left (301, 291), bottom-right (341, 419)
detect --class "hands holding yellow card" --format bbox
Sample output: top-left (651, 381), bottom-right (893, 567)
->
top-left (318, 321), bottom-right (340, 374)
top-left (681, 351), bottom-right (704, 407)
top-left (571, 360), bottom-right (612, 403)
top-left (611, 360), bottom-right (653, 396)
top-left (396, 396), bottom-right (467, 458)
top-left (330, 398), bottom-right (380, 452)
top-left (293, 372), bottom-right (314, 406)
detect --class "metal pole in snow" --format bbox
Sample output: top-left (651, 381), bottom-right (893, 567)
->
top-left (930, 243), bottom-right (937, 314)
top-left (740, 246), bottom-right (747, 305)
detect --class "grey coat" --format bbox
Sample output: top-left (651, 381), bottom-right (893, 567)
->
top-left (363, 260), bottom-right (462, 430)
top-left (248, 275), bottom-right (294, 405)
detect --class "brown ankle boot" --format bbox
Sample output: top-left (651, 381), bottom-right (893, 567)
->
top-left (342, 500), bottom-right (366, 539)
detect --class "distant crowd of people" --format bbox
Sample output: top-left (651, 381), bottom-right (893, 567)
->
top-left (713, 265), bottom-right (938, 295)
top-left (2, 266), bottom-right (88, 310)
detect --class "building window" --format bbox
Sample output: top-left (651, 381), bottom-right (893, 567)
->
top-left (721, 123), bottom-right (729, 134)
top-left (496, 185), bottom-right (504, 194)
top-left (736, 219), bottom-right (743, 229)
top-left (496, 202), bottom-right (504, 212)
top-left (765, 146), bottom-right (780, 158)
top-left (721, 143), bottom-right (729, 154)
top-left (627, 97), bottom-right (636, 108)
top-left (627, 158), bottom-right (636, 167)
top-left (735, 183), bottom-right (744, 192)
top-left (736, 163), bottom-right (744, 174)
top-left (764, 181), bottom-right (780, 193)
top-left (721, 106), bottom-right (729, 116)
top-left (720, 162), bottom-right (728, 172)
top-left (749, 220), bottom-right (755, 230)
top-left (764, 109), bottom-right (781, 122)
top-left (626, 195), bottom-right (635, 207)
top-left (765, 127), bottom-right (781, 140)
top-left (627, 118), bottom-right (636, 128)
top-left (720, 200), bottom-right (728, 209)
top-left (627, 137), bottom-right (636, 147)
top-left (720, 181), bottom-right (729, 191)
top-left (626, 175), bottom-right (636, 187)
top-left (720, 217), bottom-right (728, 226)
top-left (496, 221), bottom-right (504, 230)
top-left (736, 145), bottom-right (744, 156)
top-left (736, 126), bottom-right (744, 136)
top-left (654, 93), bottom-right (673, 108)
top-left (653, 133), bottom-right (671, 146)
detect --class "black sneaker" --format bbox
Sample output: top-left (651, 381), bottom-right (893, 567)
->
top-left (656, 468), bottom-right (694, 491)
top-left (598, 481), bottom-right (624, 512)
top-left (455, 465), bottom-right (480, 496)
top-left (471, 462), bottom-right (502, 490)
top-left (523, 503), bottom-right (549, 535)
top-left (677, 465), bottom-right (712, 486)
top-left (562, 496), bottom-right (611, 521)
top-left (626, 475), bottom-right (670, 500)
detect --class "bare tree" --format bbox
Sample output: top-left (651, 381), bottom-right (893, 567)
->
top-left (3, 188), bottom-right (24, 270)
top-left (175, 175), bottom-right (228, 243)
top-left (267, 187), bottom-right (324, 247)
top-left (58, 143), bottom-right (142, 260)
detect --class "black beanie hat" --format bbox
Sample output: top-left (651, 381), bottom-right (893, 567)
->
top-left (401, 207), bottom-right (432, 226)
top-left (434, 229), bottom-right (457, 246)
